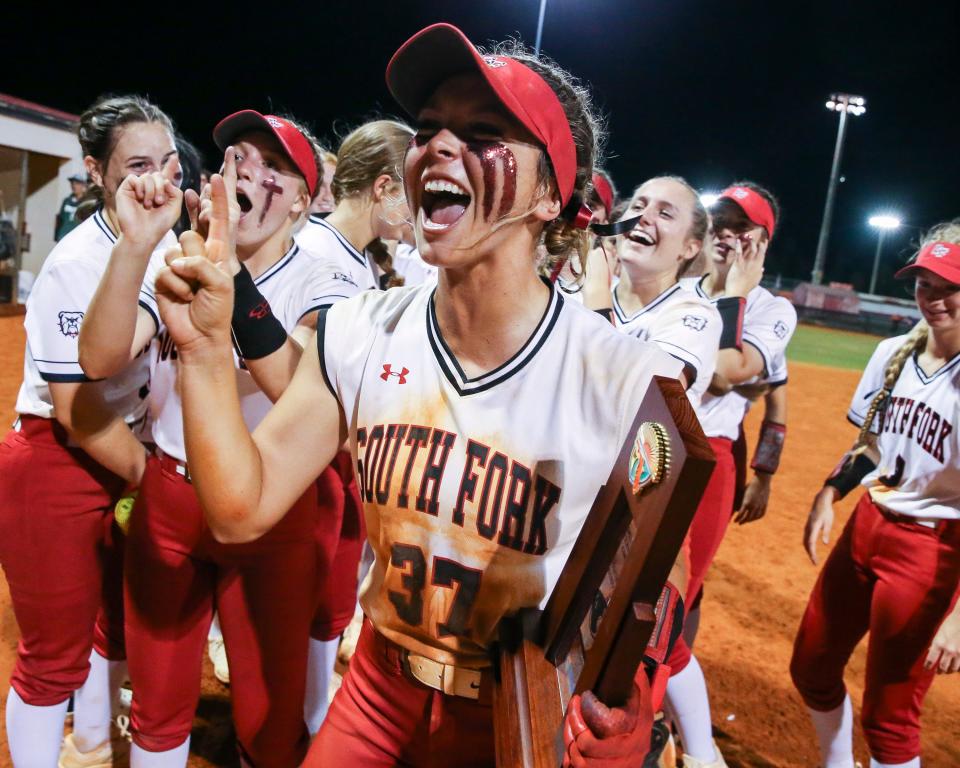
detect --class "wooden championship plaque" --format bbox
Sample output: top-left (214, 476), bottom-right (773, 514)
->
top-left (493, 376), bottom-right (716, 767)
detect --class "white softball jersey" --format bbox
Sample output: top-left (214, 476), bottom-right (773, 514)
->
top-left (139, 242), bottom-right (361, 461)
top-left (14, 211), bottom-right (172, 439)
top-left (393, 242), bottom-right (438, 287)
top-left (848, 334), bottom-right (959, 520)
top-left (612, 283), bottom-right (721, 408)
top-left (683, 277), bottom-right (797, 439)
top-left (318, 283), bottom-right (683, 668)
top-left (295, 215), bottom-right (380, 292)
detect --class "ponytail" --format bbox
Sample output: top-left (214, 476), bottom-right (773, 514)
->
top-left (853, 321), bottom-right (929, 451)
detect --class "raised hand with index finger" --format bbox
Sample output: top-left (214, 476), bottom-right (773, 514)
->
top-left (116, 153), bottom-right (184, 249)
top-left (155, 168), bottom-right (236, 354)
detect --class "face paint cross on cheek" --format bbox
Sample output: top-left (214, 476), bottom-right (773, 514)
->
top-left (259, 177), bottom-right (284, 226)
top-left (467, 142), bottom-right (517, 220)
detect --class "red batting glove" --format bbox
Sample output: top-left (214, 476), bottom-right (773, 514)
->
top-left (562, 669), bottom-right (654, 767)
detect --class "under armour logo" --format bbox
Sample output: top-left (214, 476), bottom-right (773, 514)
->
top-left (380, 364), bottom-right (410, 384)
top-left (932, 244), bottom-right (950, 257)
top-left (266, 116), bottom-right (284, 128)
top-left (249, 301), bottom-right (271, 320)
top-left (731, 187), bottom-right (749, 199)
top-left (682, 314), bottom-right (707, 331)
top-left (482, 56), bottom-right (507, 68)
top-left (774, 320), bottom-right (789, 339)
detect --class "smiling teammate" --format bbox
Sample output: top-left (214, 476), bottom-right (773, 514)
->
top-left (151, 23), bottom-right (684, 767)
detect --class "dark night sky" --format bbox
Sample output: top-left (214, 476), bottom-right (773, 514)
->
top-left (4, 1), bottom-right (958, 295)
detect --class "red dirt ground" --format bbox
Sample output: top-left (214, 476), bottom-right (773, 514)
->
top-left (0, 314), bottom-right (957, 766)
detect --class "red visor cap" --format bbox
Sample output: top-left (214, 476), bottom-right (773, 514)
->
top-left (386, 23), bottom-right (578, 207)
top-left (213, 111), bottom-right (318, 197)
top-left (719, 185), bottom-right (776, 239)
top-left (895, 241), bottom-right (960, 284)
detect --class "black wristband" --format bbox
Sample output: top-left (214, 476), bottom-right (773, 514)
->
top-left (594, 307), bottom-right (614, 324)
top-left (717, 296), bottom-right (746, 350)
top-left (824, 452), bottom-right (877, 499)
top-left (231, 264), bottom-right (288, 360)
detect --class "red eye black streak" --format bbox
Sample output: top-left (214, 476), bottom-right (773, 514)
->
top-left (259, 178), bottom-right (283, 226)
top-left (467, 142), bottom-right (517, 220)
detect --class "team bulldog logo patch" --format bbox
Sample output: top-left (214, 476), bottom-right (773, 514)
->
top-left (628, 421), bottom-right (670, 495)
top-left (58, 311), bottom-right (84, 338)
top-left (682, 314), bottom-right (707, 331)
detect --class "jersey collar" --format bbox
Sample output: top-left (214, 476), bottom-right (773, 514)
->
top-left (253, 242), bottom-right (299, 286)
top-left (426, 279), bottom-right (563, 396)
top-left (612, 283), bottom-right (682, 325)
top-left (92, 209), bottom-right (117, 244)
top-left (310, 216), bottom-right (367, 268)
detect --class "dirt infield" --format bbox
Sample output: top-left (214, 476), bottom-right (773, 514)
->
top-left (0, 313), bottom-right (957, 766)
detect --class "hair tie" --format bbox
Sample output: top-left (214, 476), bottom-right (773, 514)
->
top-left (561, 196), bottom-right (593, 230)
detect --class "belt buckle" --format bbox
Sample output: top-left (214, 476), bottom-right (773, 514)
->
top-left (404, 653), bottom-right (482, 700)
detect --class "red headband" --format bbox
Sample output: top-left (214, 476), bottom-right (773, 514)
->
top-left (895, 241), bottom-right (960, 284)
top-left (592, 173), bottom-right (614, 216)
top-left (719, 185), bottom-right (776, 238)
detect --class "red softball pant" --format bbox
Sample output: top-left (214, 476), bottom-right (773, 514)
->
top-left (0, 417), bottom-right (126, 706)
top-left (306, 619), bottom-right (495, 766)
top-left (124, 455), bottom-right (316, 765)
top-left (311, 451), bottom-right (365, 641)
top-left (666, 436), bottom-right (736, 674)
top-left (790, 493), bottom-right (960, 764)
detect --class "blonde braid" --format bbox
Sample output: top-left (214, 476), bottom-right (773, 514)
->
top-left (853, 320), bottom-right (929, 451)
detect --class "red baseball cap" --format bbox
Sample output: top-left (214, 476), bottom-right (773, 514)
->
top-left (385, 23), bottom-right (578, 207)
top-left (895, 241), bottom-right (960, 284)
top-left (719, 185), bottom-right (776, 238)
top-left (213, 110), bottom-right (318, 196)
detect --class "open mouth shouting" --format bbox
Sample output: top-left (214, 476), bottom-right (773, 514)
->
top-left (236, 189), bottom-right (254, 219)
top-left (420, 177), bottom-right (472, 231)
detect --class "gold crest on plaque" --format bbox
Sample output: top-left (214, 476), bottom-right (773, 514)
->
top-left (628, 422), bottom-right (670, 495)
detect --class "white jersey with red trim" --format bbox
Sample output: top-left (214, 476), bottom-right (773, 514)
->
top-left (318, 283), bottom-right (683, 668)
top-left (295, 215), bottom-right (380, 292)
top-left (14, 211), bottom-right (172, 438)
top-left (611, 283), bottom-right (721, 407)
top-left (848, 334), bottom-right (959, 520)
top-left (683, 277), bottom-right (797, 439)
top-left (140, 242), bottom-right (361, 461)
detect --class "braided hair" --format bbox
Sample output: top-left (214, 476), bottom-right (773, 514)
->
top-left (852, 321), bottom-right (929, 454)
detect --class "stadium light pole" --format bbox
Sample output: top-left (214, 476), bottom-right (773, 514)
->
top-left (534, 0), bottom-right (549, 55)
top-left (867, 214), bottom-right (901, 295)
top-left (811, 93), bottom-right (866, 286)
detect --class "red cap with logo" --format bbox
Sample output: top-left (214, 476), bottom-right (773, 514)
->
top-left (385, 23), bottom-right (578, 207)
top-left (895, 241), bottom-right (960, 284)
top-left (213, 110), bottom-right (318, 197)
top-left (719, 185), bottom-right (776, 238)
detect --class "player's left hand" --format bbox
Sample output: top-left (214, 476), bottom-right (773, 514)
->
top-left (155, 173), bottom-right (236, 353)
top-left (735, 473), bottom-right (772, 524)
top-left (562, 671), bottom-right (653, 767)
top-left (925, 607), bottom-right (960, 674)
top-left (582, 239), bottom-right (616, 313)
top-left (725, 234), bottom-right (767, 298)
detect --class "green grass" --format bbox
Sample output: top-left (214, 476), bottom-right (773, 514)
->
top-left (786, 324), bottom-right (880, 370)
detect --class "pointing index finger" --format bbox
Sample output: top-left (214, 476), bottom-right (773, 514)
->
top-left (162, 153), bottom-right (181, 184)
top-left (222, 146), bottom-right (239, 207)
